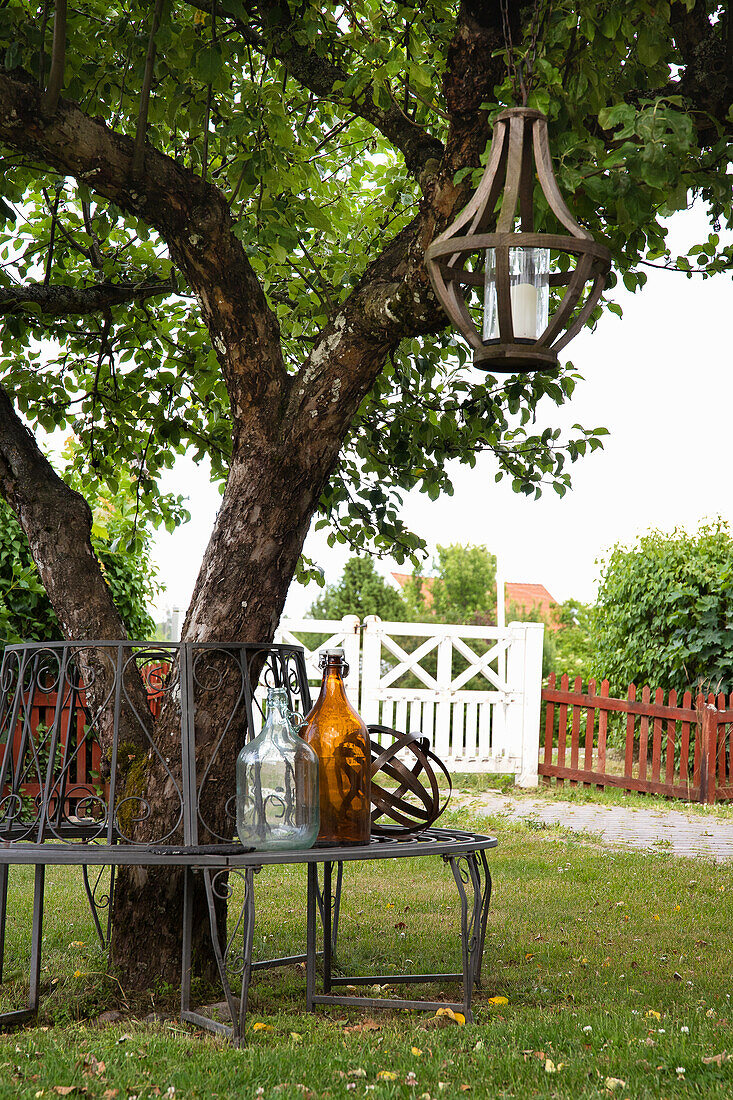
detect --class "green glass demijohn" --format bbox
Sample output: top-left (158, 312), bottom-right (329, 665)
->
top-left (236, 686), bottom-right (320, 851)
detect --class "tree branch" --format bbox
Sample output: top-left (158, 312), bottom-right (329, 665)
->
top-left (181, 0), bottom-right (445, 180)
top-left (0, 277), bottom-right (176, 318)
top-left (40, 0), bottom-right (66, 118)
top-left (132, 0), bottom-right (165, 178)
top-left (0, 70), bottom-right (288, 416)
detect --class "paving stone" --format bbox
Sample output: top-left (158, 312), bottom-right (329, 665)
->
top-left (456, 791), bottom-right (733, 861)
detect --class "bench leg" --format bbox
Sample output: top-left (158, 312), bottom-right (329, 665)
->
top-left (236, 868), bottom-right (255, 1045)
top-left (306, 863), bottom-right (317, 1012)
top-left (316, 860), bottom-right (343, 962)
top-left (82, 865), bottom-right (114, 948)
top-left (0, 865), bottom-right (44, 1030)
top-left (28, 865), bottom-right (45, 1015)
top-left (181, 868), bottom-right (256, 1047)
top-left (474, 850), bottom-right (492, 990)
top-left (447, 853), bottom-right (484, 1021)
top-left (0, 864), bottom-right (8, 985)
top-left (307, 851), bottom-right (488, 1019)
top-left (180, 866), bottom-right (194, 1023)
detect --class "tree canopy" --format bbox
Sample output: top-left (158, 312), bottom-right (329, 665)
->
top-left (0, 0), bottom-right (730, 988)
top-left (2, 2), bottom-right (730, 580)
top-left (593, 520), bottom-right (733, 695)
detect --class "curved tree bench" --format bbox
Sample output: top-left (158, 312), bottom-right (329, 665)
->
top-left (0, 641), bottom-right (496, 1044)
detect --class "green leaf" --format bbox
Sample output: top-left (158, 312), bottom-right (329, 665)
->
top-left (195, 44), bottom-right (223, 85)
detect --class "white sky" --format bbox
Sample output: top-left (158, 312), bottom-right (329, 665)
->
top-left (151, 205), bottom-right (732, 620)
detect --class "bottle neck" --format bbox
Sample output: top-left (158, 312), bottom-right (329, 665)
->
top-left (320, 662), bottom-right (348, 701)
top-left (264, 691), bottom-right (293, 743)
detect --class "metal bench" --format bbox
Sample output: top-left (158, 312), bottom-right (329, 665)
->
top-left (0, 640), bottom-right (495, 1043)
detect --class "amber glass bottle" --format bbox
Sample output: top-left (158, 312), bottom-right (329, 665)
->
top-left (302, 649), bottom-right (371, 846)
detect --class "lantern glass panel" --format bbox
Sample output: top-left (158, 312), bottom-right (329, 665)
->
top-left (483, 247), bottom-right (550, 342)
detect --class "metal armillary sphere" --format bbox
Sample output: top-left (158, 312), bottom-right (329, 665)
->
top-left (425, 106), bottom-right (612, 372)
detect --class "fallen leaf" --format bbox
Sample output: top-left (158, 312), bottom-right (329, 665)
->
top-left (290, 1033), bottom-right (303, 1042)
top-left (545, 1059), bottom-right (556, 1073)
top-left (645, 1010), bottom-right (661, 1020)
top-left (460, 1086), bottom-right (471, 1092)
top-left (434, 1008), bottom-right (465, 1026)
top-left (411, 1048), bottom-right (423, 1057)
top-left (702, 1052), bottom-right (732, 1066)
top-left (377, 1071), bottom-right (398, 1081)
top-left (604, 1078), bottom-right (626, 1092)
top-left (52, 1090), bottom-right (79, 1097)
top-left (348, 1069), bottom-right (367, 1078)
top-left (343, 1020), bottom-right (381, 1035)
top-left (81, 1056), bottom-right (106, 1078)
top-left (488, 996), bottom-right (508, 1005)
top-left (252, 1022), bottom-right (274, 1032)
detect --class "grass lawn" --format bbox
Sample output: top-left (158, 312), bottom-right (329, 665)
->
top-left (0, 806), bottom-right (731, 1099)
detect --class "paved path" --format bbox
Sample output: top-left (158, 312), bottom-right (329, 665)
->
top-left (454, 790), bottom-right (733, 861)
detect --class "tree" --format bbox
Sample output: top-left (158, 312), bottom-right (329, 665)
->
top-left (308, 556), bottom-right (407, 622)
top-left (593, 521), bottom-right (733, 695)
top-left (0, 1), bottom-right (730, 987)
top-left (405, 544), bottom-right (497, 625)
top-left (544, 598), bottom-right (594, 681)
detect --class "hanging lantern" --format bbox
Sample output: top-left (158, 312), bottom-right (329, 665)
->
top-left (426, 107), bottom-right (611, 372)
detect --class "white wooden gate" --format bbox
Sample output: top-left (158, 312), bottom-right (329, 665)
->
top-left (275, 615), bottom-right (543, 785)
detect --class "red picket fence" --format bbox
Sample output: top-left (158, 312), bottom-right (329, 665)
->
top-left (540, 674), bottom-right (733, 803)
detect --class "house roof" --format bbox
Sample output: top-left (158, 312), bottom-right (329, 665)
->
top-left (505, 582), bottom-right (559, 630)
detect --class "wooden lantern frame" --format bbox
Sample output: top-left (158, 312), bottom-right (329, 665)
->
top-left (426, 107), bottom-right (612, 372)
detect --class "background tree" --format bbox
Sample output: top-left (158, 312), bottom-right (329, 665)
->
top-left (0, 1), bottom-right (730, 987)
top-left (405, 543), bottom-right (497, 625)
top-left (593, 520), bottom-right (733, 695)
top-left (308, 556), bottom-right (408, 622)
top-left (543, 598), bottom-right (594, 681)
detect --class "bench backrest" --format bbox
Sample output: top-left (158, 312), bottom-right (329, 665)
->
top-left (0, 641), bottom-right (312, 846)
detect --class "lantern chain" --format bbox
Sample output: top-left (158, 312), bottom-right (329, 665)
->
top-left (500, 0), bottom-right (553, 107)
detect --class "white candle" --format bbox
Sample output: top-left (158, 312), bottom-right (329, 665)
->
top-left (510, 282), bottom-right (538, 339)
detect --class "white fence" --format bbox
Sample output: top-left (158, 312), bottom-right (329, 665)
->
top-left (275, 616), bottom-right (544, 786)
